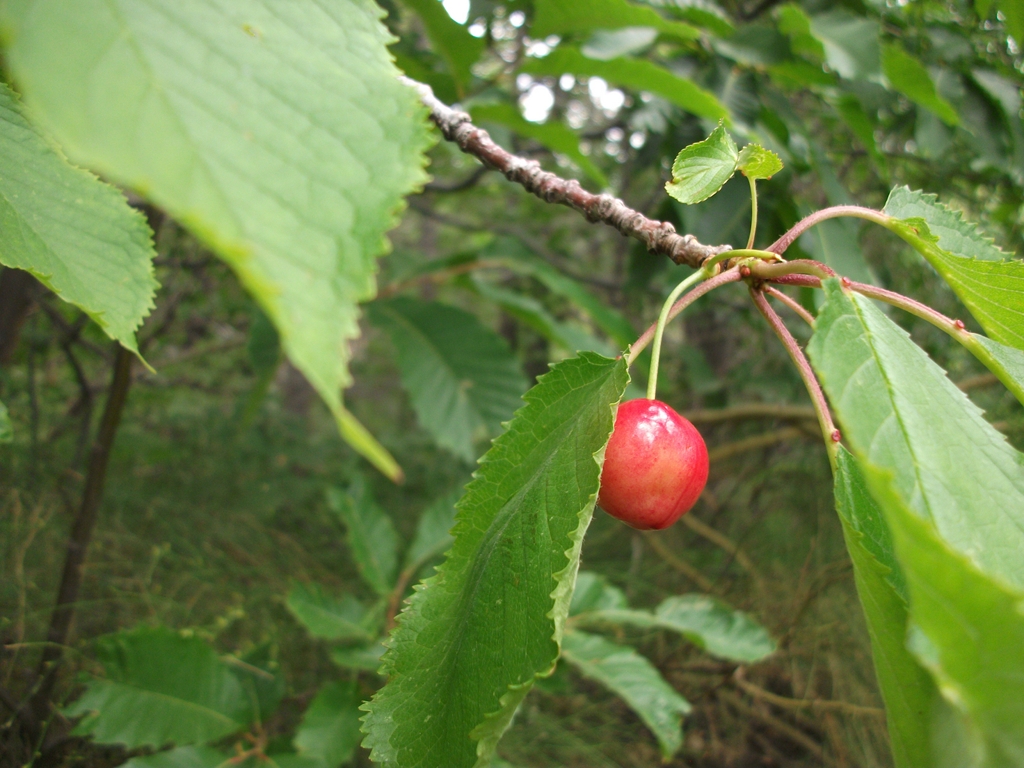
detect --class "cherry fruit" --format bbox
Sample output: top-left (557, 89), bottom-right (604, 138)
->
top-left (598, 399), bottom-right (709, 530)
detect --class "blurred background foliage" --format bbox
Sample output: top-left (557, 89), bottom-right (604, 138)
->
top-left (1, 0), bottom-right (1022, 765)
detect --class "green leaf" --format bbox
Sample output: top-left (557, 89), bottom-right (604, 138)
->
top-left (122, 747), bottom-right (229, 768)
top-left (561, 630), bottom-right (691, 759)
top-left (399, 0), bottom-right (484, 96)
top-left (967, 334), bottom-right (1024, 406)
top-left (286, 582), bottom-right (374, 643)
top-left (581, 27), bottom-right (658, 60)
top-left (367, 297), bottom-right (528, 463)
top-left (643, 0), bottom-right (733, 37)
top-left (807, 279), bottom-right (1024, 590)
top-left (572, 595), bottom-right (776, 663)
top-left (362, 352), bottom-right (629, 768)
top-left (231, 644), bottom-right (285, 724)
top-left (736, 144), bottom-right (783, 181)
top-left (863, 468), bottom-right (1024, 766)
top-left (665, 123), bottom-right (739, 204)
top-left (404, 489), bottom-right (461, 573)
top-left (0, 0), bottom-right (433, 479)
top-left (808, 11), bottom-right (881, 81)
top-left (0, 399), bottom-right (11, 443)
top-left (294, 681), bottom-right (363, 768)
top-left (331, 642), bottom-right (386, 674)
top-left (327, 479), bottom-right (400, 598)
top-left (470, 103), bottom-right (608, 187)
top-left (881, 43), bottom-right (959, 126)
top-left (64, 626), bottom-right (248, 748)
top-left (532, 0), bottom-right (701, 41)
top-left (882, 187), bottom-right (1024, 349)
top-left (0, 82), bottom-right (155, 354)
top-left (776, 3), bottom-right (825, 62)
top-left (833, 94), bottom-right (886, 172)
top-left (569, 571), bottom-right (628, 614)
top-left (520, 48), bottom-right (728, 122)
top-left (996, 0), bottom-right (1024, 45)
top-left (833, 447), bottom-right (939, 768)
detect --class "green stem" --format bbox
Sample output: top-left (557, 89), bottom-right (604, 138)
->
top-left (646, 270), bottom-right (708, 400)
top-left (746, 176), bottom-right (758, 250)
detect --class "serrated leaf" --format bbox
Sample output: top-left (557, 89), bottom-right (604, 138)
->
top-left (833, 447), bottom-right (938, 768)
top-left (863, 467), bottom-right (1024, 766)
top-left (520, 47), bottom-right (727, 122)
top-left (665, 123), bottom-right (739, 204)
top-left (572, 595), bottom-right (775, 663)
top-left (569, 571), bottom-right (628, 615)
top-left (561, 630), bottom-right (691, 759)
top-left (367, 297), bottom-right (528, 464)
top-left (808, 10), bottom-right (881, 81)
top-left (331, 643), bottom-right (386, 674)
top-left (0, 82), bottom-right (156, 354)
top-left (122, 747), bottom-right (229, 768)
top-left (881, 43), bottom-right (959, 126)
top-left (737, 144), bottom-right (783, 181)
top-left (399, 0), bottom-right (484, 97)
top-left (286, 582), bottom-right (374, 643)
top-left (532, 0), bottom-right (701, 41)
top-left (967, 334), bottom-right (1024, 406)
top-left (0, 400), bottom-right (11, 443)
top-left (807, 279), bottom-right (1024, 590)
top-left (882, 187), bottom-right (1024, 349)
top-left (404, 489), bottom-right (461, 573)
top-left (362, 352), bottom-right (629, 768)
top-left (0, 0), bottom-right (433, 479)
top-left (470, 104), bottom-right (608, 187)
top-left (64, 626), bottom-right (248, 748)
top-left (327, 479), bottom-right (400, 597)
top-left (294, 681), bottom-right (363, 768)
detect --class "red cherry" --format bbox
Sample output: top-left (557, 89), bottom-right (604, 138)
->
top-left (598, 399), bottom-right (709, 530)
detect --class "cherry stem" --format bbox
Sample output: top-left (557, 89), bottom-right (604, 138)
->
top-left (768, 206), bottom-right (889, 255)
top-left (764, 286), bottom-right (816, 327)
top-left (749, 287), bottom-right (839, 468)
top-left (646, 270), bottom-right (708, 399)
top-left (626, 266), bottom-right (742, 369)
top-left (746, 176), bottom-right (758, 251)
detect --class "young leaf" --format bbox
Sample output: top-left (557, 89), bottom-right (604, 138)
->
top-left (883, 186), bottom-right (1024, 349)
top-left (471, 104), bottom-right (609, 187)
top-left (863, 468), bottom-right (1024, 764)
top-left (403, 489), bottom-right (461, 573)
top-left (561, 630), bottom-right (691, 759)
top-left (286, 582), bottom-right (374, 643)
top-left (664, 123), bottom-right (739, 205)
top-left (122, 747), bottom-right (229, 768)
top-left (328, 479), bottom-right (400, 597)
top-left (571, 595), bottom-right (776, 663)
top-left (531, 0), bottom-right (701, 41)
top-left (64, 626), bottom-right (249, 748)
top-left (807, 280), bottom-right (1024, 590)
top-left (833, 447), bottom-right (939, 768)
top-left (737, 144), bottom-right (783, 181)
top-left (294, 681), bottom-right (363, 768)
top-left (881, 43), bottom-right (959, 126)
top-left (0, 0), bottom-right (433, 479)
top-left (520, 48), bottom-right (728, 122)
top-left (367, 298), bottom-right (528, 464)
top-left (362, 352), bottom-right (629, 768)
top-left (0, 82), bottom-right (156, 355)
top-left (0, 399), bottom-right (11, 443)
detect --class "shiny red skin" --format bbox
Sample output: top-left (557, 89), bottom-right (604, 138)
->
top-left (598, 399), bottom-right (709, 530)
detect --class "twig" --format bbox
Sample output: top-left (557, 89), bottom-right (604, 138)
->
top-left (32, 345), bottom-right (134, 724)
top-left (681, 514), bottom-right (758, 578)
top-left (642, 533), bottom-right (716, 593)
top-left (707, 427), bottom-right (807, 463)
top-left (684, 403), bottom-right (817, 424)
top-left (401, 77), bottom-right (731, 269)
top-left (733, 669), bottom-right (884, 718)
top-left (718, 689), bottom-right (825, 760)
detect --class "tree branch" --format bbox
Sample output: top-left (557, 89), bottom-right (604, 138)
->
top-left (401, 77), bottom-right (731, 269)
